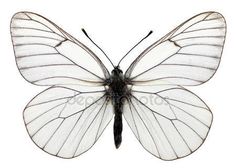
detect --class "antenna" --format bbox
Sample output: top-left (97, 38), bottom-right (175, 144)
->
top-left (117, 30), bottom-right (153, 66)
top-left (82, 28), bottom-right (115, 68)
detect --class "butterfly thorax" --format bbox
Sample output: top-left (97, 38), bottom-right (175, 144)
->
top-left (109, 67), bottom-right (128, 99)
top-left (108, 67), bottom-right (128, 149)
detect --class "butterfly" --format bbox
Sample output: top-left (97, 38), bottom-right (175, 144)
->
top-left (11, 11), bottom-right (226, 160)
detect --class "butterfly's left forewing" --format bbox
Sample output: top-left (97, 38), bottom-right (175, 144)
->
top-left (11, 12), bottom-right (110, 87)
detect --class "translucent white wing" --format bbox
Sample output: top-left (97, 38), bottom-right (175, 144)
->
top-left (123, 85), bottom-right (212, 160)
top-left (11, 12), bottom-right (109, 86)
top-left (24, 86), bottom-right (113, 158)
top-left (125, 12), bottom-right (226, 86)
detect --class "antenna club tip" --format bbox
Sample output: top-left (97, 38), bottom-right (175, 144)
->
top-left (149, 30), bottom-right (153, 34)
top-left (81, 28), bottom-right (88, 36)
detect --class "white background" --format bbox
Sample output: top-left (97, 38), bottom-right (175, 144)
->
top-left (0, 0), bottom-right (235, 167)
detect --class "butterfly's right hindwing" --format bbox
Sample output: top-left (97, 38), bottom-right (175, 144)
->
top-left (123, 85), bottom-right (212, 160)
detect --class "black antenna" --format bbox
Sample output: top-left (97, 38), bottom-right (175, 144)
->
top-left (82, 28), bottom-right (115, 68)
top-left (118, 30), bottom-right (153, 66)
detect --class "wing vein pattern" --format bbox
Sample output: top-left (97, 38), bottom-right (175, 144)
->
top-left (11, 12), bottom-right (110, 87)
top-left (123, 85), bottom-right (212, 160)
top-left (24, 86), bottom-right (113, 158)
top-left (125, 12), bottom-right (226, 86)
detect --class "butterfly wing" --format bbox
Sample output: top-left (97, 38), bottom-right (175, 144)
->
top-left (24, 86), bottom-right (113, 158)
top-left (11, 12), bottom-right (113, 158)
top-left (123, 12), bottom-right (225, 160)
top-left (123, 85), bottom-right (212, 160)
top-left (11, 12), bottom-right (110, 86)
top-left (125, 12), bottom-right (226, 86)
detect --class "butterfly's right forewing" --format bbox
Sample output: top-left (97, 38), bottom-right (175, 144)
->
top-left (125, 12), bottom-right (226, 86)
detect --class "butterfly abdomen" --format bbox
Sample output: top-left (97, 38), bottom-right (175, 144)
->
top-left (114, 102), bottom-right (123, 148)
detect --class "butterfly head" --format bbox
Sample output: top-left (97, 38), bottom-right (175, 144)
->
top-left (112, 66), bottom-right (123, 76)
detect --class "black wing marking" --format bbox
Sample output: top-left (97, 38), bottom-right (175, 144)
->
top-left (11, 12), bottom-right (110, 86)
top-left (123, 85), bottom-right (212, 160)
top-left (125, 12), bottom-right (226, 86)
top-left (24, 86), bottom-right (113, 158)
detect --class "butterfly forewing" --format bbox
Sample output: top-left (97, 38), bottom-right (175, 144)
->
top-left (11, 12), bottom-right (110, 87)
top-left (125, 12), bottom-right (226, 86)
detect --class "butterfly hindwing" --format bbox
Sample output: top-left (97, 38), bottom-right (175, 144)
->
top-left (124, 85), bottom-right (212, 160)
top-left (24, 86), bottom-right (113, 158)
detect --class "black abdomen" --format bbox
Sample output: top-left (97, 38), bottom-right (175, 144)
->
top-left (114, 103), bottom-right (123, 148)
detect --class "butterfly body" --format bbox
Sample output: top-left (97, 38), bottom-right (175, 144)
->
top-left (109, 67), bottom-right (128, 148)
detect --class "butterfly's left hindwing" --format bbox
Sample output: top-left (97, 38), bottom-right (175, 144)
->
top-left (24, 86), bottom-right (113, 158)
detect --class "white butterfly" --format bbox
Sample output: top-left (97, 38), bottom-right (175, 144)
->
top-left (11, 11), bottom-right (226, 160)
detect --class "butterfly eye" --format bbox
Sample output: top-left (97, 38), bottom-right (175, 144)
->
top-left (118, 69), bottom-right (123, 74)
